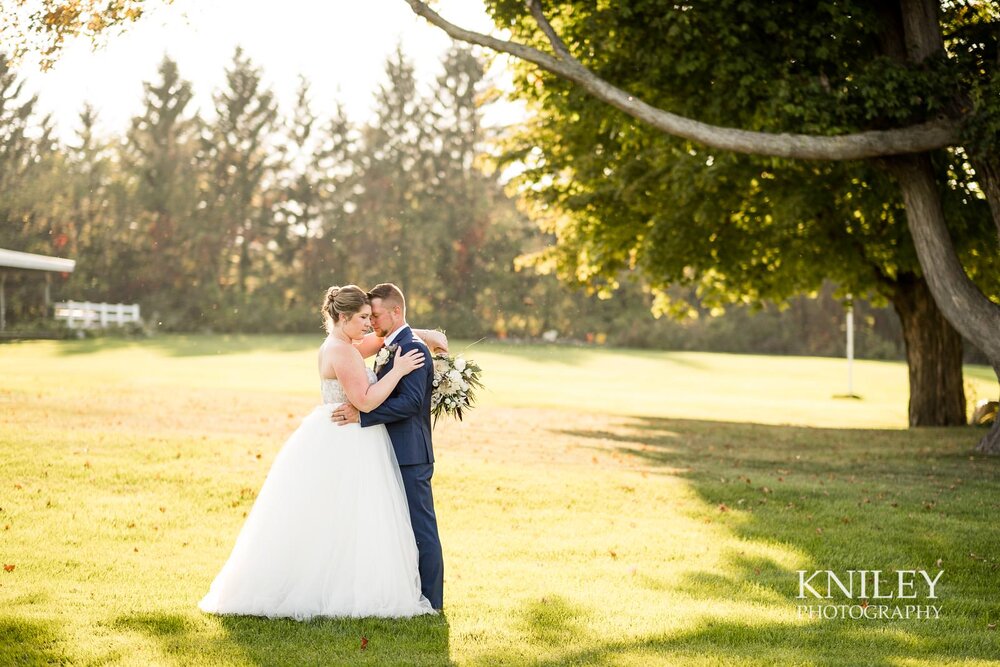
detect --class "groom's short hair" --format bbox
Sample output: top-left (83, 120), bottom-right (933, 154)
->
top-left (367, 283), bottom-right (405, 312)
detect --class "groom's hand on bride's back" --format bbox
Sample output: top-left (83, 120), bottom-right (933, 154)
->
top-left (331, 403), bottom-right (360, 426)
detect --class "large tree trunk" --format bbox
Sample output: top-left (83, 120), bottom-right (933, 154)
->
top-left (888, 0), bottom-right (1000, 454)
top-left (890, 155), bottom-right (1000, 453)
top-left (890, 274), bottom-right (966, 426)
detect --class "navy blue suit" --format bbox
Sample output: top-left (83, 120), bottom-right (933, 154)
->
top-left (360, 326), bottom-right (444, 609)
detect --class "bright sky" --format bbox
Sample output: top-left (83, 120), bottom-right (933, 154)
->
top-left (14, 0), bottom-right (504, 142)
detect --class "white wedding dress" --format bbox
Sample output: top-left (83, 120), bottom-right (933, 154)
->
top-left (198, 370), bottom-right (435, 619)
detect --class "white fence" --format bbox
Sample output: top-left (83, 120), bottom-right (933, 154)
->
top-left (54, 301), bottom-right (141, 329)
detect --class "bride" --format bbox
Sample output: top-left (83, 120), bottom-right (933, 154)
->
top-left (198, 285), bottom-right (440, 619)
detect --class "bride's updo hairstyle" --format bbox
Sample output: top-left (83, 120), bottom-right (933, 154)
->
top-left (322, 285), bottom-right (369, 332)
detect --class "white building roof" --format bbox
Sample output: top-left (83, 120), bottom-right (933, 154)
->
top-left (0, 248), bottom-right (76, 273)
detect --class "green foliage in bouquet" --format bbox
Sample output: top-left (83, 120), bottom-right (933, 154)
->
top-left (430, 353), bottom-right (483, 425)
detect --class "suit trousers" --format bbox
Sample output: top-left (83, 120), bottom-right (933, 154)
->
top-left (398, 462), bottom-right (444, 610)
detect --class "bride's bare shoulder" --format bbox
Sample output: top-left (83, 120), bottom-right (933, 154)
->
top-left (321, 337), bottom-right (362, 361)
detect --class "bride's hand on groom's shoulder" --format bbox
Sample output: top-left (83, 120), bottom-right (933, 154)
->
top-left (394, 348), bottom-right (426, 375)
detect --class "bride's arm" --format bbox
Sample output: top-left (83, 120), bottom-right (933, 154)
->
top-left (329, 346), bottom-right (425, 412)
top-left (354, 328), bottom-right (448, 357)
top-left (354, 333), bottom-right (385, 358)
top-left (412, 328), bottom-right (448, 354)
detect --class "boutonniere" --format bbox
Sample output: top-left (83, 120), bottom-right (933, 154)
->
top-left (374, 343), bottom-right (399, 373)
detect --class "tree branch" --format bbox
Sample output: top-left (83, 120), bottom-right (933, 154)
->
top-left (969, 155), bottom-right (1000, 246)
top-left (525, 0), bottom-right (575, 64)
top-left (403, 0), bottom-right (961, 161)
top-left (889, 154), bottom-right (1000, 360)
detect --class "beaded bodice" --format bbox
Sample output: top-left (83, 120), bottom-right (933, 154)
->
top-left (320, 368), bottom-right (376, 404)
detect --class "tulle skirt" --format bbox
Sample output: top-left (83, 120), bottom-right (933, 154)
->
top-left (198, 403), bottom-right (435, 619)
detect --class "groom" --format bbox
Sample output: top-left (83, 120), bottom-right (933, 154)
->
top-left (331, 283), bottom-right (445, 610)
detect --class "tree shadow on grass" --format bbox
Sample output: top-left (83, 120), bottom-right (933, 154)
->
top-left (517, 596), bottom-right (590, 648)
top-left (526, 416), bottom-right (1000, 665)
top-left (0, 615), bottom-right (69, 665)
top-left (476, 547), bottom-right (996, 666)
top-left (482, 612), bottom-right (937, 666)
top-left (114, 610), bottom-right (451, 666)
top-left (563, 417), bottom-right (998, 478)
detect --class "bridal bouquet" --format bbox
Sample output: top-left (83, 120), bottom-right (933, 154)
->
top-left (430, 353), bottom-right (483, 425)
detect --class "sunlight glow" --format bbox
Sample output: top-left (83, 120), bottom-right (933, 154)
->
top-left (13, 0), bottom-right (496, 140)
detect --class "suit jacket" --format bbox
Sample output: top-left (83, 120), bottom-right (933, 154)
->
top-left (359, 326), bottom-right (435, 465)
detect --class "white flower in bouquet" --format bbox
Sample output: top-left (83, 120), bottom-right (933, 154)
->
top-left (430, 350), bottom-right (483, 425)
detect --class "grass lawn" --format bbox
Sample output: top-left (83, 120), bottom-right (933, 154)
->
top-left (1, 335), bottom-right (998, 666)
